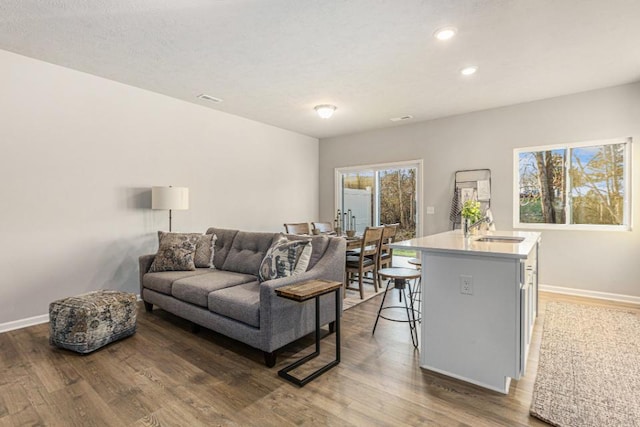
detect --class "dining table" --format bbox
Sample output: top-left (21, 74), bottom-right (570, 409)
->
top-left (312, 231), bottom-right (362, 250)
top-left (344, 236), bottom-right (363, 250)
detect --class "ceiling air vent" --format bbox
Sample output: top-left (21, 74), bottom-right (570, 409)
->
top-left (390, 115), bottom-right (413, 122)
top-left (197, 94), bottom-right (223, 103)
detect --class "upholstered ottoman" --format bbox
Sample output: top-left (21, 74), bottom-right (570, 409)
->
top-left (49, 290), bottom-right (137, 353)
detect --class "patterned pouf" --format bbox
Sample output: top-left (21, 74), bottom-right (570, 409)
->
top-left (49, 290), bottom-right (137, 353)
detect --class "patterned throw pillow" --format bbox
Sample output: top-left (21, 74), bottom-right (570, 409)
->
top-left (194, 233), bottom-right (217, 269)
top-left (259, 237), bottom-right (312, 282)
top-left (149, 232), bottom-right (199, 272)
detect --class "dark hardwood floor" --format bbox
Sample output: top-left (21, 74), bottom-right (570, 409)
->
top-left (1, 292), bottom-right (637, 426)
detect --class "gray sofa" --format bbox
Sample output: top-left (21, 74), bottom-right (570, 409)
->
top-left (138, 227), bottom-right (346, 367)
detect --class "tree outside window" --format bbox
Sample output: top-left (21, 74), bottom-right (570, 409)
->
top-left (515, 138), bottom-right (630, 230)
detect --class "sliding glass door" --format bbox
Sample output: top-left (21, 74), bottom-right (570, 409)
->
top-left (378, 167), bottom-right (418, 241)
top-left (335, 160), bottom-right (421, 241)
top-left (340, 171), bottom-right (374, 233)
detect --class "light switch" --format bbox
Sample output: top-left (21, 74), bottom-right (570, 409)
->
top-left (426, 206), bottom-right (435, 214)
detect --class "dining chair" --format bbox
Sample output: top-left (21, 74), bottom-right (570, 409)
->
top-left (311, 222), bottom-right (334, 234)
top-left (357, 223), bottom-right (399, 288)
top-left (345, 226), bottom-right (384, 299)
top-left (376, 223), bottom-right (399, 286)
top-left (284, 223), bottom-right (311, 235)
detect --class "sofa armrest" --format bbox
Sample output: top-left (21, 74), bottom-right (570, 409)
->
top-left (138, 254), bottom-right (156, 295)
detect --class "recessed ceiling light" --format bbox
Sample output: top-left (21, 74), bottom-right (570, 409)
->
top-left (314, 104), bottom-right (337, 119)
top-left (460, 66), bottom-right (478, 76)
top-left (434, 27), bottom-right (457, 41)
top-left (197, 94), bottom-right (223, 103)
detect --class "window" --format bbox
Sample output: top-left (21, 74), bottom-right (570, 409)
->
top-left (335, 160), bottom-right (422, 242)
top-left (514, 138), bottom-right (631, 230)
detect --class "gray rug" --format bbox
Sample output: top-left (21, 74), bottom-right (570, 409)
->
top-left (530, 301), bottom-right (640, 427)
top-left (342, 286), bottom-right (384, 311)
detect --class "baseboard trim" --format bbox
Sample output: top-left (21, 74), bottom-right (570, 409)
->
top-left (540, 284), bottom-right (640, 305)
top-left (420, 364), bottom-right (510, 394)
top-left (0, 314), bottom-right (49, 334)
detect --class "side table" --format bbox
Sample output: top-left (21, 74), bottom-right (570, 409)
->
top-left (275, 279), bottom-right (342, 386)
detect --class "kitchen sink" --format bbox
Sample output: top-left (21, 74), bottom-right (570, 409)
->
top-left (475, 236), bottom-right (525, 243)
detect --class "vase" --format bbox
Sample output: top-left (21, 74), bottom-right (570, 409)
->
top-left (463, 218), bottom-right (470, 237)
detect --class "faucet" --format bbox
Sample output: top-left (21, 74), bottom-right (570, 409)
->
top-left (464, 216), bottom-right (492, 237)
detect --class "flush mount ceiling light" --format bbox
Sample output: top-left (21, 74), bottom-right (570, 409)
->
top-left (434, 27), bottom-right (457, 41)
top-left (460, 66), bottom-right (478, 76)
top-left (314, 104), bottom-right (337, 119)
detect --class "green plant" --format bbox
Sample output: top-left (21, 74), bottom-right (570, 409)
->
top-left (461, 200), bottom-right (482, 223)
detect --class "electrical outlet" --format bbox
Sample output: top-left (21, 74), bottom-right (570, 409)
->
top-left (460, 275), bottom-right (473, 295)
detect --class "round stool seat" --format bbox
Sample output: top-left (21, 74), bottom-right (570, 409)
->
top-left (407, 257), bottom-right (422, 266)
top-left (378, 267), bottom-right (421, 280)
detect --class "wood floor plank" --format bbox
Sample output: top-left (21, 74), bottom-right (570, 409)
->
top-left (46, 380), bottom-right (122, 427)
top-left (68, 346), bottom-right (165, 424)
top-left (0, 292), bottom-right (636, 425)
top-left (10, 325), bottom-right (81, 394)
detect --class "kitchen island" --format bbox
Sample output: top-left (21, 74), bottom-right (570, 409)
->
top-left (391, 230), bottom-right (541, 394)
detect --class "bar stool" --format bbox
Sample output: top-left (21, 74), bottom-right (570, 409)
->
top-left (407, 258), bottom-right (423, 321)
top-left (372, 267), bottom-right (421, 348)
top-left (407, 257), bottom-right (421, 268)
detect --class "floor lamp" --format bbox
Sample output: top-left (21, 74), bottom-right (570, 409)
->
top-left (152, 186), bottom-right (189, 232)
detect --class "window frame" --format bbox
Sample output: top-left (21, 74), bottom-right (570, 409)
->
top-left (334, 159), bottom-right (423, 237)
top-left (513, 137), bottom-right (632, 231)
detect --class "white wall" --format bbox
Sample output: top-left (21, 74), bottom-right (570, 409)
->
top-left (320, 83), bottom-right (640, 297)
top-left (0, 50), bottom-right (319, 325)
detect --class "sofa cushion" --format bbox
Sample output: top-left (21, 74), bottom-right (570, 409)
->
top-left (142, 269), bottom-right (212, 295)
top-left (149, 232), bottom-right (198, 272)
top-left (258, 237), bottom-right (312, 282)
top-left (208, 281), bottom-right (261, 328)
top-left (206, 228), bottom-right (239, 269)
top-left (221, 231), bottom-right (278, 275)
top-left (172, 271), bottom-right (256, 307)
top-left (285, 234), bottom-right (330, 269)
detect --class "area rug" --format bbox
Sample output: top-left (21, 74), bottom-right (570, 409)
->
top-left (342, 287), bottom-right (385, 311)
top-left (530, 301), bottom-right (640, 427)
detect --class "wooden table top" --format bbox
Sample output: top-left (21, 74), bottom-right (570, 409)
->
top-left (275, 279), bottom-right (342, 302)
top-left (344, 236), bottom-right (363, 250)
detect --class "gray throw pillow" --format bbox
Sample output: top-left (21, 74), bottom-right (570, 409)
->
top-left (259, 237), bottom-right (312, 282)
top-left (149, 232), bottom-right (199, 272)
top-left (194, 233), bottom-right (217, 268)
top-left (153, 231), bottom-right (216, 269)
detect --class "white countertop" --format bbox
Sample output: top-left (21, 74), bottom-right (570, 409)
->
top-left (391, 230), bottom-right (541, 259)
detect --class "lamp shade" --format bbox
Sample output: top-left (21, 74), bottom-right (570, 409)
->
top-left (152, 187), bottom-right (189, 210)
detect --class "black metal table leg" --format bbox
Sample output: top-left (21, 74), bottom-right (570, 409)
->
top-left (278, 288), bottom-right (341, 387)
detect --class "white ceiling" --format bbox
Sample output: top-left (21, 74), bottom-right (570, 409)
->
top-left (1, 1), bottom-right (639, 139)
